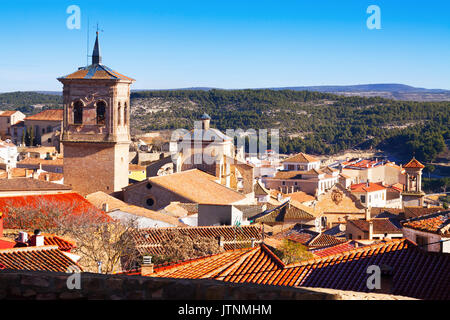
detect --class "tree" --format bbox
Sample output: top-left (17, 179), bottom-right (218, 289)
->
top-left (275, 239), bottom-right (315, 264)
top-left (3, 198), bottom-right (139, 274)
top-left (150, 230), bottom-right (222, 265)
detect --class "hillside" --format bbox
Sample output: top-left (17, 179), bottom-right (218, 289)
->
top-left (130, 89), bottom-right (449, 163)
top-left (1, 89), bottom-right (448, 163)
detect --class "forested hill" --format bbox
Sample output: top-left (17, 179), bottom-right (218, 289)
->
top-left (1, 89), bottom-right (448, 163)
top-left (131, 89), bottom-right (449, 162)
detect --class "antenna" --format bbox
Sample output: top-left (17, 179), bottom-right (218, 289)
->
top-left (86, 17), bottom-right (89, 66)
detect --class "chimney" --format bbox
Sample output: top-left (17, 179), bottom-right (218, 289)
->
top-left (25, 169), bottom-right (33, 178)
top-left (102, 203), bottom-right (109, 212)
top-left (141, 256), bottom-right (154, 276)
top-left (0, 212), bottom-right (3, 237)
top-left (217, 235), bottom-right (224, 248)
top-left (368, 221), bottom-right (373, 240)
top-left (16, 231), bottom-right (28, 244)
top-left (32, 170), bottom-right (39, 180)
top-left (6, 167), bottom-right (11, 179)
top-left (251, 238), bottom-right (256, 248)
top-left (29, 229), bottom-right (44, 246)
top-left (365, 207), bottom-right (371, 221)
top-left (366, 179), bottom-right (370, 187)
top-left (45, 173), bottom-right (50, 181)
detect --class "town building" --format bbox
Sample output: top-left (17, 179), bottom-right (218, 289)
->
top-left (23, 109), bottom-right (63, 151)
top-left (0, 110), bottom-right (26, 140)
top-left (123, 169), bottom-right (253, 211)
top-left (402, 210), bottom-right (449, 253)
top-left (341, 158), bottom-right (405, 186)
top-left (401, 157), bottom-right (426, 207)
top-left (350, 181), bottom-right (387, 208)
top-left (282, 152), bottom-right (321, 171)
top-left (58, 32), bottom-right (134, 196)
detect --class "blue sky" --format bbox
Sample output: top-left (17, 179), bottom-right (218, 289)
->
top-left (0, 0), bottom-right (449, 91)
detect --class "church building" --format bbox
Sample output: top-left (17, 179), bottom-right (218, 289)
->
top-left (58, 32), bottom-right (134, 196)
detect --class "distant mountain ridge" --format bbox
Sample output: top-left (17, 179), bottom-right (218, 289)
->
top-left (2, 83), bottom-right (450, 101)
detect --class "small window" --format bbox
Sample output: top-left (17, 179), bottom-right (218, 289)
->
top-left (146, 182), bottom-right (152, 189)
top-left (73, 100), bottom-right (83, 124)
top-left (146, 198), bottom-right (155, 207)
top-left (96, 101), bottom-right (106, 125)
top-left (124, 102), bottom-right (128, 125)
top-left (361, 195), bottom-right (366, 203)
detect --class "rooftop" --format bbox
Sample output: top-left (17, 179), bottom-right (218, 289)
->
top-left (283, 153), bottom-right (320, 163)
top-left (402, 210), bottom-right (449, 236)
top-left (0, 245), bottom-right (81, 272)
top-left (24, 109), bottom-right (63, 122)
top-left (128, 169), bottom-right (246, 205)
top-left (403, 157), bottom-right (425, 169)
top-left (0, 178), bottom-right (71, 192)
top-left (350, 182), bottom-right (386, 193)
top-left (347, 218), bottom-right (402, 234)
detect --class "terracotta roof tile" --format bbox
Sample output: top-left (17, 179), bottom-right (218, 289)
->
top-left (402, 210), bottom-right (449, 236)
top-left (350, 182), bottom-right (386, 193)
top-left (0, 245), bottom-right (81, 272)
top-left (60, 64), bottom-right (135, 81)
top-left (403, 157), bottom-right (425, 169)
top-left (284, 153), bottom-right (320, 163)
top-left (130, 225), bottom-right (263, 255)
top-left (0, 178), bottom-right (70, 192)
top-left (348, 218), bottom-right (402, 234)
top-left (136, 169), bottom-right (246, 205)
top-left (24, 109), bottom-right (63, 121)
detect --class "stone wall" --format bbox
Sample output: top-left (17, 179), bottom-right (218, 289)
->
top-left (0, 270), bottom-right (338, 300)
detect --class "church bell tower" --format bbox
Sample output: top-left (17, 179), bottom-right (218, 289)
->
top-left (58, 32), bottom-right (135, 195)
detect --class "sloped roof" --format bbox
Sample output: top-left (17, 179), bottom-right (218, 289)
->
top-left (287, 191), bottom-right (315, 203)
top-left (59, 63), bottom-right (135, 81)
top-left (0, 111), bottom-right (20, 117)
top-left (0, 245), bottom-right (81, 272)
top-left (402, 210), bottom-right (449, 236)
top-left (0, 178), bottom-right (70, 192)
top-left (274, 225), bottom-right (346, 249)
top-left (129, 169), bottom-right (246, 205)
top-left (130, 225), bottom-right (263, 255)
top-left (251, 201), bottom-right (316, 224)
top-left (284, 153), bottom-right (319, 163)
top-left (24, 109), bottom-right (63, 122)
top-left (403, 206), bottom-right (444, 219)
top-left (403, 157), bottom-right (425, 169)
top-left (18, 158), bottom-right (63, 166)
top-left (348, 218), bottom-right (402, 234)
top-left (350, 182), bottom-right (386, 193)
top-left (0, 192), bottom-right (110, 229)
top-left (254, 180), bottom-right (270, 196)
top-left (310, 241), bottom-right (356, 258)
top-left (129, 239), bottom-right (450, 299)
top-left (86, 191), bottom-right (128, 211)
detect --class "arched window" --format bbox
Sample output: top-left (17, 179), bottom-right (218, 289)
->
top-left (124, 102), bottom-right (128, 125)
top-left (117, 102), bottom-right (121, 126)
top-left (96, 101), bottom-right (106, 125)
top-left (73, 100), bottom-right (83, 124)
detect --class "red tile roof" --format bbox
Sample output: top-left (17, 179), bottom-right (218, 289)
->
top-left (274, 226), bottom-right (346, 249)
top-left (142, 239), bottom-right (450, 300)
top-left (131, 225), bottom-right (263, 255)
top-left (403, 157), bottom-right (425, 169)
top-left (350, 182), bottom-right (386, 193)
top-left (0, 192), bottom-right (110, 229)
top-left (310, 241), bottom-right (356, 258)
top-left (28, 232), bottom-right (76, 252)
top-left (347, 218), bottom-right (402, 234)
top-left (284, 153), bottom-right (320, 163)
top-left (0, 245), bottom-right (81, 272)
top-left (24, 109), bottom-right (63, 122)
top-left (402, 210), bottom-right (449, 236)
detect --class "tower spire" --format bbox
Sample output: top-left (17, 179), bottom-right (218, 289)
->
top-left (92, 29), bottom-right (101, 65)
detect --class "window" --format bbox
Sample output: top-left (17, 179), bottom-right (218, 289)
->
top-left (96, 101), bottom-right (106, 125)
top-left (73, 100), bottom-right (83, 124)
top-left (124, 102), bottom-right (128, 125)
top-left (361, 195), bottom-right (366, 203)
top-left (47, 126), bottom-right (52, 133)
top-left (416, 235), bottom-right (428, 248)
top-left (146, 198), bottom-right (155, 207)
top-left (117, 102), bottom-right (122, 126)
top-left (146, 182), bottom-right (152, 189)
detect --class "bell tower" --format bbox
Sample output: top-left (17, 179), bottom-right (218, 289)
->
top-left (402, 157), bottom-right (426, 207)
top-left (58, 32), bottom-right (135, 195)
